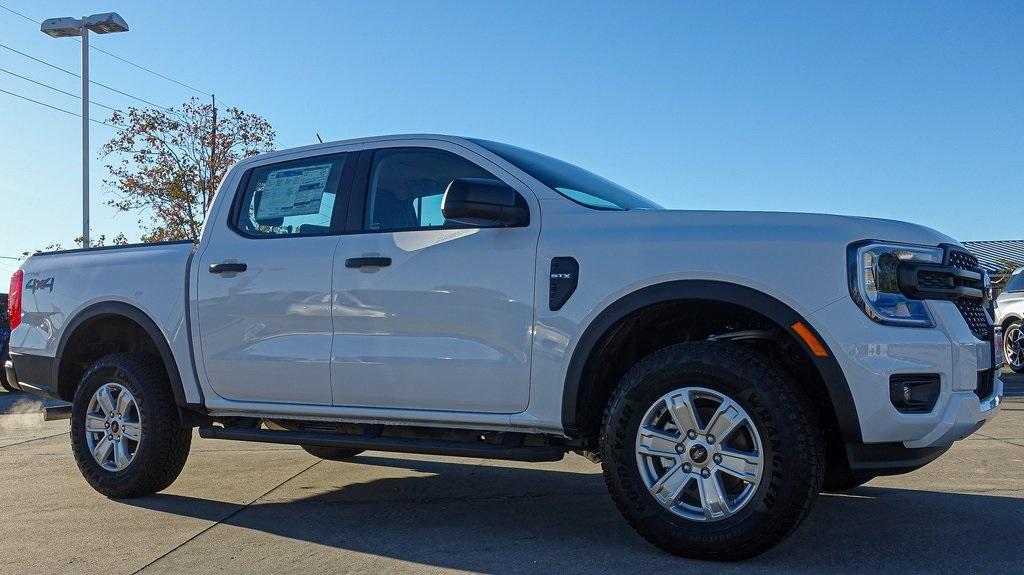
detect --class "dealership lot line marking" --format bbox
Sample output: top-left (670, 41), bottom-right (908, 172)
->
top-left (130, 459), bottom-right (323, 575)
top-left (0, 431), bottom-right (65, 450)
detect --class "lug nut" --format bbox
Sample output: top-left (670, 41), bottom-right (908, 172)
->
top-left (701, 468), bottom-right (711, 478)
top-left (682, 463), bottom-right (692, 473)
top-left (706, 434), bottom-right (716, 444)
top-left (687, 429), bottom-right (698, 440)
top-left (713, 454), bottom-right (722, 464)
top-left (104, 422), bottom-right (110, 428)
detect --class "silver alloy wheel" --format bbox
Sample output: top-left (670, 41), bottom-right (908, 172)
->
top-left (85, 382), bottom-right (142, 472)
top-left (1006, 326), bottom-right (1024, 370)
top-left (635, 386), bottom-right (764, 522)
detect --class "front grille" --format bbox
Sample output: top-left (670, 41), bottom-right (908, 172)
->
top-left (945, 249), bottom-right (991, 340)
top-left (976, 369), bottom-right (995, 401)
top-left (955, 299), bottom-right (991, 340)
top-left (947, 250), bottom-right (979, 270)
top-left (918, 270), bottom-right (952, 290)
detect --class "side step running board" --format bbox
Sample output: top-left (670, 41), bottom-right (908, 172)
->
top-left (198, 426), bottom-right (566, 463)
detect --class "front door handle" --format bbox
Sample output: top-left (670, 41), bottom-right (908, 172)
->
top-left (209, 262), bottom-right (248, 274)
top-left (345, 257), bottom-right (392, 268)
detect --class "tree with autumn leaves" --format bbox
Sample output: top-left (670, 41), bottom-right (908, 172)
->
top-left (102, 97), bottom-right (275, 242)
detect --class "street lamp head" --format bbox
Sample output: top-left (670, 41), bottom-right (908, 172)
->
top-left (40, 13), bottom-right (128, 38)
top-left (40, 17), bottom-right (84, 38)
top-left (84, 12), bottom-right (129, 34)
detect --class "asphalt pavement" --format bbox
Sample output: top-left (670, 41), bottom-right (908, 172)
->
top-left (0, 373), bottom-right (1021, 574)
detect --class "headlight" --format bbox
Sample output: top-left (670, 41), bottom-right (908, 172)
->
top-left (848, 242), bottom-right (943, 327)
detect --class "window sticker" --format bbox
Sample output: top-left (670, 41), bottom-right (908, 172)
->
top-left (255, 163), bottom-right (333, 219)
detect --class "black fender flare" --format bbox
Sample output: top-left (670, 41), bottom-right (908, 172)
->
top-left (56, 301), bottom-right (191, 408)
top-left (561, 280), bottom-right (863, 443)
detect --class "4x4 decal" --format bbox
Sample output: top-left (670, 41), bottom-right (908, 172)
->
top-left (26, 277), bottom-right (54, 293)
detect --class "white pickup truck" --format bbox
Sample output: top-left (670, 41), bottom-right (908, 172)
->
top-left (5, 135), bottom-right (1003, 560)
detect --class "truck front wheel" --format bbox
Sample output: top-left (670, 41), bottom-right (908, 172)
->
top-left (600, 342), bottom-right (823, 561)
top-left (70, 353), bottom-right (191, 498)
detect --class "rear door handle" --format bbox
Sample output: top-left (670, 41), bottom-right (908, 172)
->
top-left (209, 262), bottom-right (247, 274)
top-left (345, 257), bottom-right (392, 268)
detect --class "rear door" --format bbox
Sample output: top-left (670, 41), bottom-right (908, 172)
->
top-left (330, 141), bottom-right (540, 413)
top-left (196, 151), bottom-right (353, 405)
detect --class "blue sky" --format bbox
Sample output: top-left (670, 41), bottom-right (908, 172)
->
top-left (0, 1), bottom-right (1021, 275)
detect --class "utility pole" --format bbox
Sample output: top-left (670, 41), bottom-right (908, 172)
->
top-left (208, 94), bottom-right (217, 210)
top-left (80, 26), bottom-right (89, 247)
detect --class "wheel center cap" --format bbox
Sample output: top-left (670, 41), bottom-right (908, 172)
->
top-left (689, 444), bottom-right (709, 464)
top-left (110, 420), bottom-right (120, 434)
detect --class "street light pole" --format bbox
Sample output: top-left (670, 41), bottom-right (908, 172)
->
top-left (80, 25), bottom-right (89, 248)
top-left (40, 12), bottom-right (128, 249)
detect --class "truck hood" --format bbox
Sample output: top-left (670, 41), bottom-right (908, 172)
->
top-left (624, 209), bottom-right (959, 248)
top-left (549, 208), bottom-right (962, 314)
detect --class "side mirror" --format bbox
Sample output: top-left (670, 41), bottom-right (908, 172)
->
top-left (441, 178), bottom-right (529, 227)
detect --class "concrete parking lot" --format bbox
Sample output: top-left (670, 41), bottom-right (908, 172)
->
top-left (1, 375), bottom-right (1022, 575)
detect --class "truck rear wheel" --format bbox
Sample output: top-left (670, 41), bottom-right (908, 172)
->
top-left (600, 342), bottom-right (823, 561)
top-left (301, 445), bottom-right (365, 460)
top-left (70, 353), bottom-right (191, 498)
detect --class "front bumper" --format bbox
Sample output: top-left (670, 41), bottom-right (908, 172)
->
top-left (812, 296), bottom-right (1002, 449)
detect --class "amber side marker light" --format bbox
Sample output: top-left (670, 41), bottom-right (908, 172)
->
top-left (791, 321), bottom-right (829, 357)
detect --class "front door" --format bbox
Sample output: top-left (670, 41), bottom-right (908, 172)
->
top-left (331, 144), bottom-right (539, 413)
top-left (196, 151), bottom-right (351, 405)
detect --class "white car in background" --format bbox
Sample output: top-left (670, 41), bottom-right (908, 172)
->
top-left (995, 268), bottom-right (1024, 373)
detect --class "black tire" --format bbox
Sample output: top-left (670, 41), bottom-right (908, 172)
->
top-left (70, 353), bottom-right (191, 498)
top-left (301, 445), bottom-right (365, 461)
top-left (1005, 321), bottom-right (1024, 374)
top-left (600, 342), bottom-right (823, 561)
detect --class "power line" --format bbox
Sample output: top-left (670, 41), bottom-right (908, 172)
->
top-left (0, 87), bottom-right (122, 128)
top-left (0, 3), bottom-right (215, 98)
top-left (0, 41), bottom-right (167, 109)
top-left (90, 44), bottom-right (212, 98)
top-left (0, 66), bottom-right (122, 113)
top-left (0, 3), bottom-right (34, 24)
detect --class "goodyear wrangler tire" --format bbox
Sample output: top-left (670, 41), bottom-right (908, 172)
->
top-left (70, 353), bottom-right (191, 498)
top-left (600, 342), bottom-right (823, 561)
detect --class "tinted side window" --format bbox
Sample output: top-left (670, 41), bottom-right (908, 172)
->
top-left (1006, 272), bottom-right (1024, 293)
top-left (235, 153), bottom-right (348, 237)
top-left (364, 148), bottom-right (495, 232)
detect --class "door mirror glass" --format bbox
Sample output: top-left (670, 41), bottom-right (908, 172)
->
top-left (441, 178), bottom-right (529, 227)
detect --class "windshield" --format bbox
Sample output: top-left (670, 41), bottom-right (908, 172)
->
top-left (470, 139), bottom-right (660, 211)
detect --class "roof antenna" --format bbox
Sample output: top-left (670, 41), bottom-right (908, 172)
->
top-left (315, 133), bottom-right (323, 144)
